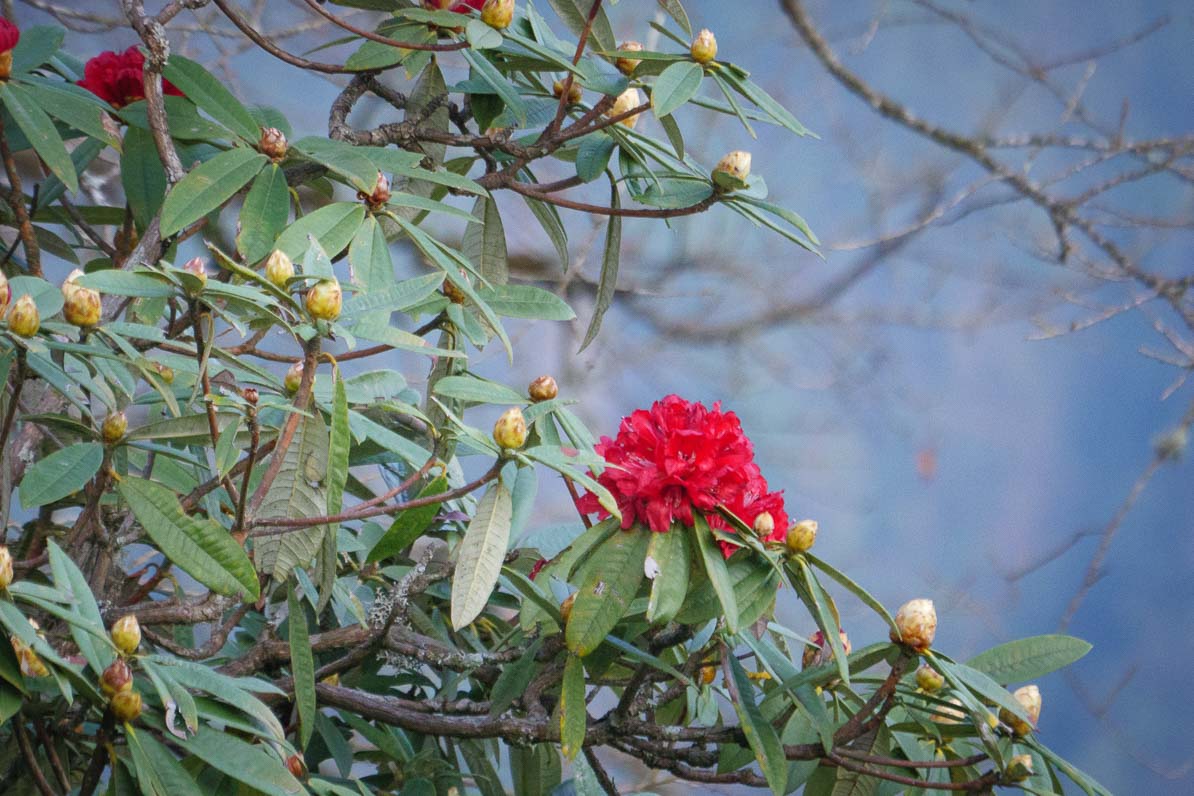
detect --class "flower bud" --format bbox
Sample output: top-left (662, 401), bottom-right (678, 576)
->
top-left (360, 172), bottom-right (392, 210)
top-left (480, 0), bottom-right (513, 29)
top-left (284, 361), bottom-right (305, 394)
top-left (0, 51), bottom-right (12, 82)
top-left (0, 271), bottom-right (10, 315)
top-left (1006, 754), bottom-right (1034, 782)
top-left (608, 88), bottom-right (643, 128)
top-left (891, 598), bottom-right (937, 652)
top-left (265, 250), bottom-right (295, 288)
top-left (63, 281), bottom-right (102, 328)
top-left (752, 511), bottom-right (775, 538)
top-left (698, 664), bottom-right (717, 686)
top-left (915, 664), bottom-right (944, 693)
top-left (153, 362), bottom-right (175, 385)
top-left (801, 628), bottom-right (851, 670)
top-left (932, 696), bottom-right (965, 725)
top-left (442, 280), bottom-right (466, 304)
top-left (528, 375), bottom-right (558, 402)
top-left (712, 150), bottom-right (751, 188)
top-left (306, 279), bottom-right (343, 322)
top-left (615, 40), bottom-right (643, 75)
top-left (8, 294), bottom-right (39, 337)
top-left (102, 411), bottom-right (128, 444)
top-left (11, 638), bottom-right (48, 677)
top-left (111, 614), bottom-right (141, 656)
top-left (259, 127), bottom-right (288, 161)
top-left (182, 256), bottom-right (208, 289)
top-left (110, 689), bottom-right (143, 722)
top-left (286, 753), bottom-right (307, 779)
top-left (560, 592), bottom-right (575, 625)
top-left (1000, 684), bottom-right (1041, 736)
top-left (690, 28), bottom-right (717, 64)
top-left (243, 387), bottom-right (259, 406)
top-left (100, 659), bottom-right (134, 696)
top-left (0, 545), bottom-right (11, 589)
top-left (493, 406), bottom-right (527, 450)
top-left (785, 519), bottom-right (818, 554)
top-left (552, 79), bottom-right (582, 105)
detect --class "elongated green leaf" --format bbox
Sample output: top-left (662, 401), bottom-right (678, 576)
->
top-left (646, 526), bottom-right (688, 625)
top-left (47, 540), bottom-right (114, 675)
top-left (693, 513), bottom-right (739, 633)
top-left (727, 654), bottom-right (788, 795)
top-left (520, 192), bottom-right (569, 269)
top-left (791, 558), bottom-right (849, 686)
top-left (805, 553), bottom-right (897, 636)
top-left (2, 81), bottom-right (77, 191)
top-left (238, 163), bottom-right (291, 264)
top-left (489, 637), bottom-right (543, 717)
top-left (547, 0), bottom-right (615, 53)
top-left (937, 657), bottom-right (1030, 723)
top-left (578, 184), bottom-right (620, 351)
top-left (366, 475), bottom-right (449, 563)
top-left (652, 61), bottom-right (704, 117)
top-left (288, 587), bottom-right (316, 750)
top-left (130, 730), bottom-right (205, 796)
top-left (76, 269), bottom-right (174, 298)
top-left (275, 202), bottom-right (365, 261)
top-left (475, 284), bottom-right (575, 321)
top-left (256, 414), bottom-right (330, 583)
top-left (451, 483), bottom-right (514, 630)
top-left (122, 125), bottom-right (167, 225)
top-left (348, 215), bottom-right (395, 303)
top-left (9, 26), bottom-right (63, 74)
top-left (19, 442), bottom-right (103, 510)
top-left (657, 0), bottom-right (692, 35)
top-left (117, 477), bottom-right (260, 600)
top-left (462, 197), bottom-right (509, 285)
top-left (163, 55), bottom-right (262, 141)
top-left (720, 70), bottom-right (813, 137)
top-left (23, 80), bottom-right (121, 149)
top-left (434, 375), bottom-right (526, 405)
top-left (559, 654), bottom-right (587, 760)
top-left (341, 272), bottom-right (444, 320)
top-left (966, 635), bottom-right (1092, 685)
top-left (174, 728), bottom-right (304, 796)
top-left (576, 133), bottom-right (616, 183)
top-left (462, 49), bottom-right (527, 126)
top-left (293, 136), bottom-right (380, 192)
top-left (565, 526), bottom-right (650, 656)
top-left (160, 147), bottom-right (266, 235)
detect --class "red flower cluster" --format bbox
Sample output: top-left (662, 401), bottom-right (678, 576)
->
top-left (77, 47), bottom-right (183, 109)
top-left (0, 18), bottom-right (19, 53)
top-left (577, 395), bottom-right (789, 554)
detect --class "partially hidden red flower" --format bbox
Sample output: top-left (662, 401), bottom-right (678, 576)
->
top-left (576, 395), bottom-right (789, 557)
top-left (78, 47), bottom-right (183, 109)
top-left (0, 18), bottom-right (20, 53)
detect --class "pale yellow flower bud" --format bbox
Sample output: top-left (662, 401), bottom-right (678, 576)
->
top-left (264, 249), bottom-right (295, 288)
top-left (615, 40), bottom-right (643, 75)
top-left (284, 361), bottom-right (305, 394)
top-left (259, 127), bottom-right (288, 160)
top-left (100, 659), bottom-right (133, 696)
top-left (480, 0), bottom-right (514, 29)
top-left (305, 279), bottom-right (343, 321)
top-left (915, 663), bottom-right (945, 693)
top-left (110, 689), bottom-right (143, 722)
top-left (1006, 754), bottom-right (1034, 782)
top-left (553, 79), bottom-right (582, 104)
top-left (1000, 684), bottom-right (1041, 736)
top-left (63, 282), bottom-right (102, 327)
top-left (111, 614), bottom-right (142, 656)
top-left (752, 511), bottom-right (775, 538)
top-left (102, 411), bottom-right (128, 444)
top-left (712, 150), bottom-right (751, 189)
top-left (785, 519), bottom-right (818, 554)
top-left (608, 88), bottom-right (643, 128)
top-left (690, 29), bottom-right (717, 64)
top-left (891, 598), bottom-right (937, 651)
top-left (182, 256), bottom-right (208, 289)
top-left (493, 406), bottom-right (527, 450)
top-left (8, 294), bottom-right (39, 337)
top-left (0, 545), bottom-right (12, 589)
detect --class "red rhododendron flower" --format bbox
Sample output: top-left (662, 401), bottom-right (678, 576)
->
top-left (576, 395), bottom-right (789, 556)
top-left (0, 18), bottom-right (20, 53)
top-left (78, 47), bottom-right (183, 108)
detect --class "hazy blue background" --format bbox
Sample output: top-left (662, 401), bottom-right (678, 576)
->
top-left (18, 0), bottom-right (1194, 792)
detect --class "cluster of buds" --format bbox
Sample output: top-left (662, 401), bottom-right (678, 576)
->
top-left (8, 294), bottom-right (39, 337)
top-left (785, 519), bottom-right (818, 554)
top-left (258, 127), bottom-right (288, 161)
top-left (0, 545), bottom-right (11, 589)
top-left (104, 615), bottom-right (145, 718)
top-left (608, 88), bottom-right (643, 129)
top-left (615, 40), bottom-right (643, 75)
top-left (800, 627), bottom-right (851, 670)
top-left (690, 29), bottom-right (717, 64)
top-left (284, 361), bottom-right (306, 394)
top-left (915, 663), bottom-right (945, 693)
top-left (358, 172), bottom-right (392, 211)
top-left (0, 19), bottom-right (18, 80)
top-left (101, 411), bottom-right (128, 444)
top-left (305, 278), bottom-right (343, 322)
top-left (62, 269), bottom-right (102, 328)
top-left (182, 256), bottom-right (208, 292)
top-left (480, 0), bottom-right (514, 29)
top-left (528, 375), bottom-right (558, 402)
top-left (712, 150), bottom-right (752, 191)
top-left (891, 598), bottom-right (937, 652)
top-left (999, 684), bottom-right (1042, 736)
top-left (265, 249), bottom-right (295, 289)
top-left (552, 79), bottom-right (583, 105)
top-left (493, 406), bottom-right (527, 450)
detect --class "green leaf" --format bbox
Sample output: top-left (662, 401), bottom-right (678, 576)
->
top-left (287, 587), bottom-right (316, 751)
top-left (565, 527), bottom-right (650, 656)
top-left (547, 0), bottom-right (615, 53)
top-left (117, 477), bottom-right (260, 600)
top-left (256, 414), bottom-right (330, 583)
top-left (434, 375), bottom-right (526, 405)
top-left (651, 61), bottom-right (704, 117)
top-left (462, 49), bottom-right (527, 127)
top-left (76, 269), bottom-right (174, 298)
top-left (791, 558), bottom-right (849, 686)
top-left (520, 192), bottom-right (569, 268)
top-left (275, 202), bottom-right (365, 261)
top-left (576, 133), bottom-right (615, 183)
top-left (122, 126), bottom-right (167, 226)
top-left (341, 272), bottom-right (443, 320)
top-left (348, 215), bottom-right (395, 301)
top-left (293, 136), bottom-right (381, 193)
top-left (693, 513), bottom-right (739, 633)
top-left (47, 540), bottom-right (114, 675)
top-left (936, 657), bottom-right (1031, 724)
top-left (657, 0), bottom-right (692, 36)
top-left (727, 654), bottom-right (788, 795)
top-left (720, 70), bottom-right (814, 137)
top-left (462, 197), bottom-right (509, 285)
top-left (327, 375), bottom-right (350, 519)
top-left (163, 55), bottom-right (263, 141)
top-left (19, 442), bottom-right (103, 510)
top-left (174, 728), bottom-right (304, 796)
top-left (646, 526), bottom-right (689, 625)
top-left (466, 18), bottom-right (504, 49)
top-left (450, 482), bottom-right (514, 630)
top-left (160, 147), bottom-right (266, 235)
top-left (22, 79), bottom-right (121, 149)
top-left (9, 26), bottom-right (64, 74)
top-left (805, 553), bottom-right (897, 636)
top-left (1, 82), bottom-right (77, 192)
top-left (489, 637), bottom-right (543, 717)
top-left (578, 184), bottom-right (621, 351)
top-left (238, 163), bottom-right (291, 264)
top-left (966, 635), bottom-right (1093, 686)
top-left (128, 730), bottom-right (205, 796)
top-left (558, 654), bottom-right (587, 760)
top-left (475, 284), bottom-right (575, 320)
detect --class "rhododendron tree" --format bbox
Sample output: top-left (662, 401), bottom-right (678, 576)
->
top-left (0, 2), bottom-right (1105, 795)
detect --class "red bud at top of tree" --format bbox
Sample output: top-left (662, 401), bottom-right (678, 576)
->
top-left (615, 41), bottom-right (644, 75)
top-left (493, 407), bottom-right (528, 450)
top-left (608, 88), bottom-right (643, 128)
top-left (690, 29), bottom-right (718, 64)
top-left (264, 249), bottom-right (295, 288)
top-left (528, 375), bottom-right (558, 402)
top-left (78, 47), bottom-right (184, 108)
top-left (102, 411), bottom-right (128, 444)
top-left (111, 614), bottom-right (142, 655)
top-left (0, 545), bottom-right (12, 589)
top-left (259, 127), bottom-right (288, 160)
top-left (100, 658), bottom-right (133, 696)
top-left (481, 0), bottom-right (514, 29)
top-left (110, 688), bottom-right (142, 722)
top-left (306, 279), bottom-right (343, 321)
top-left (8, 294), bottom-right (40, 338)
top-left (284, 361), bottom-right (305, 394)
top-left (891, 598), bottom-right (937, 651)
top-left (182, 257), bottom-right (208, 289)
